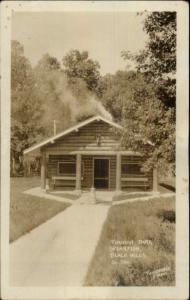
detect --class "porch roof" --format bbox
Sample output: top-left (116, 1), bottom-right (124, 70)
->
top-left (45, 150), bottom-right (142, 156)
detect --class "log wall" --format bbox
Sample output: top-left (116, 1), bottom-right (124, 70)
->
top-left (47, 155), bottom-right (76, 189)
top-left (44, 120), bottom-right (153, 191)
top-left (47, 154), bottom-right (117, 190)
top-left (121, 156), bottom-right (153, 191)
top-left (46, 120), bottom-right (121, 153)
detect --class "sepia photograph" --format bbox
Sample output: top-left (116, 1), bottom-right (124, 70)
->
top-left (0, 1), bottom-right (189, 299)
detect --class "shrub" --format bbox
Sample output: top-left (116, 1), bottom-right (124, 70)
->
top-left (157, 209), bottom-right (175, 223)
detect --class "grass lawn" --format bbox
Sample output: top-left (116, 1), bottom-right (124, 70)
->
top-left (85, 196), bottom-right (175, 286)
top-left (10, 177), bottom-right (70, 242)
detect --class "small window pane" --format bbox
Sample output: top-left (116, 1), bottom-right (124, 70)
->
top-left (59, 162), bottom-right (76, 175)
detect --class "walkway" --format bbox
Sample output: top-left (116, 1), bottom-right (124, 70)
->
top-left (10, 204), bottom-right (109, 286)
top-left (76, 190), bottom-right (114, 204)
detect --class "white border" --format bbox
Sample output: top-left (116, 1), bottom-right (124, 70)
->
top-left (1, 1), bottom-right (189, 299)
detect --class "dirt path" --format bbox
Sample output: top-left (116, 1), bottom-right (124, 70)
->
top-left (10, 204), bottom-right (109, 286)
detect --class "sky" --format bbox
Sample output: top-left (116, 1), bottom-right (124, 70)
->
top-left (12, 11), bottom-right (147, 75)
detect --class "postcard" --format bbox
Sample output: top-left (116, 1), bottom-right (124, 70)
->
top-left (0, 1), bottom-right (189, 299)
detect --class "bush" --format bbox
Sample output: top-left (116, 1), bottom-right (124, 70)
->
top-left (157, 209), bottom-right (175, 223)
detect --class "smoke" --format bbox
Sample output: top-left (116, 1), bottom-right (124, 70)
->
top-left (41, 72), bottom-right (112, 134)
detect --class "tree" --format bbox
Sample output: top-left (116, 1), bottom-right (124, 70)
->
top-left (11, 44), bottom-right (111, 176)
top-left (123, 12), bottom-right (176, 108)
top-left (34, 53), bottom-right (61, 73)
top-left (121, 75), bottom-right (175, 174)
top-left (99, 70), bottom-right (139, 122)
top-left (11, 41), bottom-right (32, 91)
top-left (121, 12), bottom-right (176, 175)
top-left (62, 50), bottom-right (101, 93)
top-left (11, 40), bottom-right (45, 175)
top-left (33, 52), bottom-right (110, 137)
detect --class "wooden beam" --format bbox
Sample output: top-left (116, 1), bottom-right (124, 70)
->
top-left (76, 153), bottom-right (82, 192)
top-left (46, 150), bottom-right (141, 156)
top-left (41, 151), bottom-right (46, 189)
top-left (116, 153), bottom-right (121, 191)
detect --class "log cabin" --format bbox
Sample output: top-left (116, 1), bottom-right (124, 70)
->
top-left (23, 115), bottom-right (158, 192)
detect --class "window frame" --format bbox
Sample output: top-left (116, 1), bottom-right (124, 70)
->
top-left (57, 161), bottom-right (84, 176)
top-left (57, 161), bottom-right (76, 176)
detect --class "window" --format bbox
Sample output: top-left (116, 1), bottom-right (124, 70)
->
top-left (121, 163), bottom-right (144, 176)
top-left (58, 162), bottom-right (76, 176)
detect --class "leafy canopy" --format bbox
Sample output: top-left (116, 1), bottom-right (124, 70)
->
top-left (121, 12), bottom-right (176, 174)
top-left (11, 40), bottom-right (45, 173)
top-left (62, 49), bottom-right (101, 94)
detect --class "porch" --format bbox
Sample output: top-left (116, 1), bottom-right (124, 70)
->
top-left (41, 151), bottom-right (158, 192)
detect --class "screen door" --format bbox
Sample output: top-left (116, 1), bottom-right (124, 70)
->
top-left (94, 158), bottom-right (109, 189)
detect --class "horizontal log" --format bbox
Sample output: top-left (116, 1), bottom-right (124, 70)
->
top-left (56, 135), bottom-right (118, 141)
top-left (46, 150), bottom-right (141, 156)
top-left (54, 138), bottom-right (119, 145)
top-left (52, 176), bottom-right (76, 180)
top-left (57, 136), bottom-right (117, 143)
top-left (49, 145), bottom-right (120, 151)
top-left (121, 177), bottom-right (148, 182)
top-left (122, 183), bottom-right (149, 187)
top-left (49, 156), bottom-right (76, 160)
top-left (122, 157), bottom-right (143, 161)
top-left (52, 183), bottom-right (75, 187)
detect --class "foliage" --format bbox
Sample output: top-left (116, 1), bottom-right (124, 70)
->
top-left (99, 70), bottom-right (153, 123)
top-left (99, 69), bottom-right (175, 172)
top-left (62, 49), bottom-right (101, 94)
top-left (11, 11), bottom-right (176, 178)
top-left (157, 209), bottom-right (175, 223)
top-left (33, 66), bottom-right (110, 135)
top-left (11, 42), bottom-right (111, 176)
top-left (11, 41), bottom-right (45, 175)
top-left (34, 53), bottom-right (61, 72)
top-left (122, 12), bottom-right (176, 107)
top-left (121, 74), bottom-right (175, 172)
top-left (34, 51), bottom-right (110, 136)
top-left (121, 12), bottom-right (176, 174)
top-left (98, 71), bottom-right (136, 122)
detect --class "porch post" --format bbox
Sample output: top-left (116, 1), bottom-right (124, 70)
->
top-left (76, 153), bottom-right (82, 192)
top-left (153, 166), bottom-right (158, 192)
top-left (41, 150), bottom-right (46, 189)
top-left (116, 153), bottom-right (121, 192)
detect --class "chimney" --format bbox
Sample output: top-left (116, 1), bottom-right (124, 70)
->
top-left (53, 120), bottom-right (57, 136)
